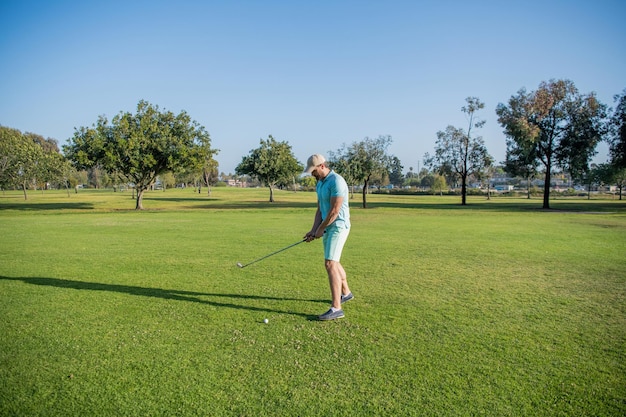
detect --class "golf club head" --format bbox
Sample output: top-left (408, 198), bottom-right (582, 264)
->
top-left (236, 262), bottom-right (244, 268)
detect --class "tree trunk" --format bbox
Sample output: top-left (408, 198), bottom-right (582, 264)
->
top-left (136, 188), bottom-right (145, 210)
top-left (543, 165), bottom-right (551, 209)
top-left (22, 181), bottom-right (28, 200)
top-left (461, 174), bottom-right (467, 205)
top-left (362, 178), bottom-right (369, 208)
top-left (269, 185), bottom-right (274, 202)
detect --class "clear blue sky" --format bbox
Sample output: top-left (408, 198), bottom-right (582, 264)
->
top-left (1, 0), bottom-right (624, 174)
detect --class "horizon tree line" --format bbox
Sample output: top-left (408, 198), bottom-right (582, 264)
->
top-left (1, 79), bottom-right (625, 208)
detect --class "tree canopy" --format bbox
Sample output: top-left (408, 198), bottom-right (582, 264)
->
top-left (328, 135), bottom-right (394, 208)
top-left (0, 126), bottom-right (67, 199)
top-left (608, 89), bottom-right (626, 169)
top-left (64, 100), bottom-right (217, 209)
top-left (429, 97), bottom-right (493, 205)
top-left (503, 134), bottom-right (539, 199)
top-left (496, 79), bottom-right (607, 209)
top-left (388, 156), bottom-right (404, 188)
top-left (235, 135), bottom-right (302, 202)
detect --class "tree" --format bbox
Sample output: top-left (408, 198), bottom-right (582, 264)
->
top-left (610, 167), bottom-right (626, 200)
top-left (0, 126), bottom-right (49, 199)
top-left (496, 79), bottom-right (607, 209)
top-left (202, 158), bottom-right (219, 196)
top-left (503, 136), bottom-right (539, 199)
top-left (25, 132), bottom-right (59, 154)
top-left (476, 162), bottom-right (497, 200)
top-left (67, 169), bottom-right (88, 192)
top-left (159, 171), bottom-right (176, 191)
top-left (64, 100), bottom-right (216, 209)
top-left (388, 156), bottom-right (404, 187)
top-left (19, 133), bottom-right (70, 193)
top-left (431, 97), bottom-right (493, 205)
top-left (608, 89), bottom-right (626, 169)
top-left (432, 174), bottom-right (447, 196)
top-left (0, 126), bottom-right (24, 190)
top-left (329, 135), bottom-right (394, 208)
top-left (592, 163), bottom-right (626, 200)
top-left (235, 135), bottom-right (302, 202)
top-left (327, 144), bottom-right (359, 199)
top-left (59, 161), bottom-right (79, 196)
top-left (419, 173), bottom-right (435, 189)
top-left (41, 147), bottom-right (68, 191)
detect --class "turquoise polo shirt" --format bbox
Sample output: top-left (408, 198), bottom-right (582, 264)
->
top-left (316, 170), bottom-right (350, 229)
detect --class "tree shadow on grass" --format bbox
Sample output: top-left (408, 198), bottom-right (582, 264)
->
top-left (0, 275), bottom-right (322, 320)
top-left (365, 199), bottom-right (626, 213)
top-left (192, 201), bottom-right (317, 210)
top-left (142, 197), bottom-right (221, 203)
top-left (0, 202), bottom-right (94, 211)
top-left (98, 196), bottom-right (317, 211)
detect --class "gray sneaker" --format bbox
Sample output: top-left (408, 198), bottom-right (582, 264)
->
top-left (318, 308), bottom-right (344, 321)
top-left (341, 292), bottom-right (354, 304)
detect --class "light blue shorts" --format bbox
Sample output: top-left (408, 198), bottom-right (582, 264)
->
top-left (323, 224), bottom-right (350, 262)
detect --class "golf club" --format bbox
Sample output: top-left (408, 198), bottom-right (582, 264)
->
top-left (237, 239), bottom-right (306, 269)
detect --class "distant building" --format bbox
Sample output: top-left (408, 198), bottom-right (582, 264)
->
top-left (227, 179), bottom-right (247, 187)
top-left (494, 185), bottom-right (514, 192)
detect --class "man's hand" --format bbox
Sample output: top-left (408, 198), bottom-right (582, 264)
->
top-left (304, 231), bottom-right (316, 242)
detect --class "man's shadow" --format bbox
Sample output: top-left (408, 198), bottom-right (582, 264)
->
top-left (0, 275), bottom-right (324, 320)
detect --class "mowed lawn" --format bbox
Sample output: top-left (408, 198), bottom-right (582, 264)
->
top-left (0, 188), bottom-right (624, 416)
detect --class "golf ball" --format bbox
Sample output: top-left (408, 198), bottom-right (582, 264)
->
top-left (263, 318), bottom-right (269, 324)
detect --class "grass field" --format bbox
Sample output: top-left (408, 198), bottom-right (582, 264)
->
top-left (1, 187), bottom-right (625, 416)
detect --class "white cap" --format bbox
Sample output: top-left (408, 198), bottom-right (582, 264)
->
top-left (304, 154), bottom-right (326, 174)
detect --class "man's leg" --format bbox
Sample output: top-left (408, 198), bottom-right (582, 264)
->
top-left (337, 262), bottom-right (350, 297)
top-left (322, 226), bottom-right (350, 312)
top-left (325, 260), bottom-right (344, 310)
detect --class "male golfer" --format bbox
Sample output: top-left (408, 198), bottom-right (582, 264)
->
top-left (303, 154), bottom-right (354, 320)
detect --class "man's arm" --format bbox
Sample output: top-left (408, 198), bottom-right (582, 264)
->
top-left (304, 203), bottom-right (323, 242)
top-left (314, 196), bottom-right (342, 238)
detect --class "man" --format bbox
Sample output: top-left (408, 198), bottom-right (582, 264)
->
top-left (303, 154), bottom-right (354, 321)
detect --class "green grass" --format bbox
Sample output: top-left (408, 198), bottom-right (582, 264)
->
top-left (1, 188), bottom-right (625, 416)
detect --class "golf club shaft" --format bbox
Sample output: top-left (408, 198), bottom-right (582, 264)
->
top-left (240, 239), bottom-right (305, 268)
